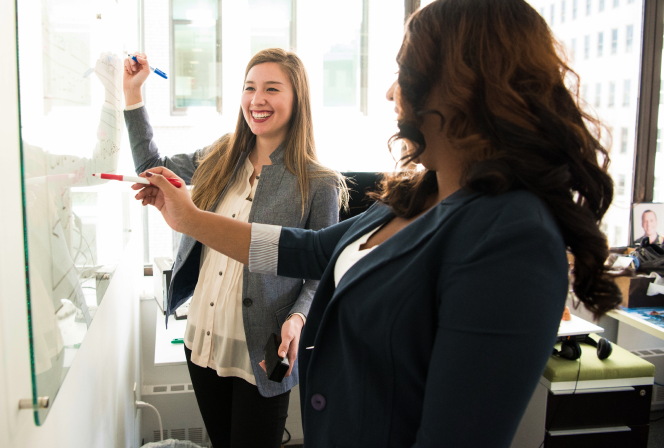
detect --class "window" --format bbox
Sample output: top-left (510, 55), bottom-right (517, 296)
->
top-left (595, 82), bottom-right (601, 107)
top-left (571, 38), bottom-right (577, 61)
top-left (586, 0), bottom-right (592, 15)
top-left (584, 34), bottom-right (590, 59)
top-left (550, 4), bottom-right (555, 24)
top-left (611, 29), bottom-right (618, 54)
top-left (573, 0), bottom-right (578, 19)
top-left (322, 0), bottom-right (369, 112)
top-left (561, 0), bottom-right (566, 22)
top-left (621, 127), bottom-right (629, 154)
top-left (608, 81), bottom-right (615, 107)
top-left (171, 0), bottom-right (222, 113)
top-left (613, 0), bottom-right (619, 6)
top-left (582, 84), bottom-right (589, 101)
top-left (597, 32), bottom-right (604, 56)
top-left (248, 0), bottom-right (295, 56)
top-left (623, 79), bottom-right (631, 106)
top-left (599, 0), bottom-right (605, 11)
top-left (540, 7), bottom-right (545, 16)
top-left (626, 24), bottom-right (634, 52)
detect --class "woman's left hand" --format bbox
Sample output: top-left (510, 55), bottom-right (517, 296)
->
top-left (259, 314), bottom-right (304, 378)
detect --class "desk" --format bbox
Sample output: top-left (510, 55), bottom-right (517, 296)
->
top-left (511, 316), bottom-right (655, 448)
top-left (154, 307), bottom-right (187, 366)
top-left (608, 309), bottom-right (664, 341)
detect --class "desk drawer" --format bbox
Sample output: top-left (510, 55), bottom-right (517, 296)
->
top-left (544, 424), bottom-right (649, 448)
top-left (546, 386), bottom-right (652, 429)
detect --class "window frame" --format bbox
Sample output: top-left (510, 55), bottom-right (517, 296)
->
top-left (632, 0), bottom-right (664, 204)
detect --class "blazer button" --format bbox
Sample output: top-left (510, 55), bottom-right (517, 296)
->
top-left (243, 298), bottom-right (253, 307)
top-left (311, 394), bottom-right (326, 411)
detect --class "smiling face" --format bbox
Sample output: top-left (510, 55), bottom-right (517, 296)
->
top-left (643, 211), bottom-right (658, 237)
top-left (241, 62), bottom-right (294, 143)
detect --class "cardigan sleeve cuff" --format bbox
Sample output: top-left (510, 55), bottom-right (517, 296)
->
top-left (125, 101), bottom-right (144, 111)
top-left (249, 223), bottom-right (281, 275)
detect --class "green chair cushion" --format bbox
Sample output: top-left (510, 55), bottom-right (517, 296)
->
top-left (544, 334), bottom-right (655, 383)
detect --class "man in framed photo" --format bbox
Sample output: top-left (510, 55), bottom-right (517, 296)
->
top-left (635, 210), bottom-right (664, 245)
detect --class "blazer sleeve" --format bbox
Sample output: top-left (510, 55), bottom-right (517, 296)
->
top-left (412, 211), bottom-right (568, 448)
top-left (287, 180), bottom-right (340, 318)
top-left (277, 211), bottom-right (361, 282)
top-left (124, 106), bottom-right (204, 184)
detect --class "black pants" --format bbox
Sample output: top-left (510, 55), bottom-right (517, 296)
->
top-left (185, 346), bottom-right (290, 448)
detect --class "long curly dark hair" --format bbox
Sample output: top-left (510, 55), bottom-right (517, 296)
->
top-left (370, 0), bottom-right (621, 317)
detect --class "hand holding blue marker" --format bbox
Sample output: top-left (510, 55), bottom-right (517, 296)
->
top-left (128, 54), bottom-right (168, 79)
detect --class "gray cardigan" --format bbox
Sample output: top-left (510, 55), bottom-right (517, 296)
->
top-left (124, 106), bottom-right (339, 397)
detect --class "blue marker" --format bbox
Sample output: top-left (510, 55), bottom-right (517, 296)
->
top-left (129, 54), bottom-right (168, 79)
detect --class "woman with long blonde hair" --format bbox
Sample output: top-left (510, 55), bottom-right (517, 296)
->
top-left (123, 48), bottom-right (344, 448)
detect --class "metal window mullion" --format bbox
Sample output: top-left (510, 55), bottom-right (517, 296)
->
top-left (632, 0), bottom-right (664, 203)
top-left (405, 0), bottom-right (420, 20)
top-left (216, 0), bottom-right (222, 114)
top-left (290, 0), bottom-right (298, 52)
top-left (360, 0), bottom-right (369, 115)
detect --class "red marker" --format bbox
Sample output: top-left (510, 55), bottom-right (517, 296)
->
top-left (92, 173), bottom-right (182, 188)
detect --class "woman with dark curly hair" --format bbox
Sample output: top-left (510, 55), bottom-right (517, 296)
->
top-left (132, 0), bottom-right (622, 446)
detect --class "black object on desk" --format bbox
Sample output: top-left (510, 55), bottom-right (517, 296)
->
top-left (264, 333), bottom-right (289, 383)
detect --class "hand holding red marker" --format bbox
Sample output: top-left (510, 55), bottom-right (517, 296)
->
top-left (129, 167), bottom-right (198, 234)
top-left (92, 172), bottom-right (182, 188)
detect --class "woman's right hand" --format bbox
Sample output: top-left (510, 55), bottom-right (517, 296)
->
top-left (123, 52), bottom-right (150, 106)
top-left (132, 167), bottom-right (199, 234)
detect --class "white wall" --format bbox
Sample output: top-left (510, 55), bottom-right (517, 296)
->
top-left (0, 1), bottom-right (143, 446)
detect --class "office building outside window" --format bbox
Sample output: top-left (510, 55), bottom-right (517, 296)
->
top-left (571, 38), bottom-right (577, 62)
top-left (550, 4), bottom-right (555, 25)
top-left (616, 174), bottom-right (626, 196)
top-left (623, 79), bottom-right (631, 106)
top-left (561, 0), bottom-right (566, 22)
top-left (573, 0), bottom-right (578, 19)
top-left (599, 0), bottom-right (605, 11)
top-left (171, 0), bottom-right (222, 113)
top-left (597, 32), bottom-right (603, 56)
top-left (608, 81), bottom-right (615, 107)
top-left (614, 0), bottom-right (619, 6)
top-left (526, 0), bottom-right (643, 246)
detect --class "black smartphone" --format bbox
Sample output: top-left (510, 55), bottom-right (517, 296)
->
top-left (264, 333), bottom-right (290, 383)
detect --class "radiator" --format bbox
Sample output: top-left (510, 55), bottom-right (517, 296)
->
top-left (630, 348), bottom-right (664, 410)
top-left (140, 383), bottom-right (212, 446)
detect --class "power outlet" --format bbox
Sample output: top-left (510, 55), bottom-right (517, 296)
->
top-left (133, 382), bottom-right (138, 417)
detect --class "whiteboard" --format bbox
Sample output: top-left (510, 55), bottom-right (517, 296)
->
top-left (17, 0), bottom-right (138, 425)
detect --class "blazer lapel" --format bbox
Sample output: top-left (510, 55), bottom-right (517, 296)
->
top-left (208, 150), bottom-right (249, 212)
top-left (330, 190), bottom-right (480, 304)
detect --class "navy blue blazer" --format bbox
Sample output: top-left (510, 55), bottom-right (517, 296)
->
top-left (277, 189), bottom-right (568, 447)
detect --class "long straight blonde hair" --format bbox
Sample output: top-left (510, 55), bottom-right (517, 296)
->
top-left (191, 48), bottom-right (347, 214)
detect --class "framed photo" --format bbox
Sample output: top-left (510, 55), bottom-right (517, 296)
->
top-left (632, 203), bottom-right (664, 245)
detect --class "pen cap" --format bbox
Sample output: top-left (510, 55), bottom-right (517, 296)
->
top-left (154, 68), bottom-right (168, 79)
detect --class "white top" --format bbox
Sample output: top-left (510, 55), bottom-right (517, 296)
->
top-left (184, 157), bottom-right (258, 384)
top-left (333, 226), bottom-right (381, 287)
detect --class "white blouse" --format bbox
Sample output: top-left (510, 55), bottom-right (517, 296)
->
top-left (333, 226), bottom-right (381, 287)
top-left (184, 157), bottom-right (258, 384)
